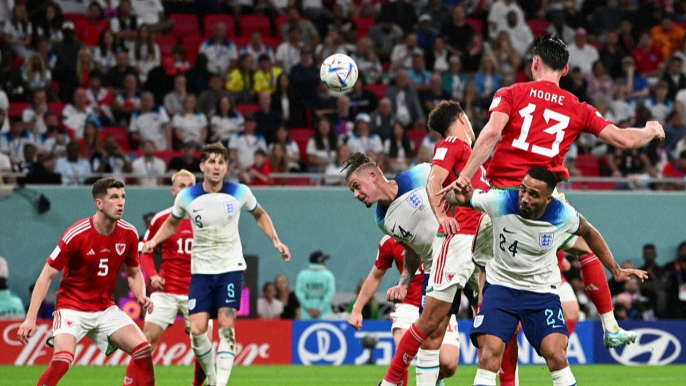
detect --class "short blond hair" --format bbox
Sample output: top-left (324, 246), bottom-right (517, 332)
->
top-left (172, 169), bottom-right (196, 184)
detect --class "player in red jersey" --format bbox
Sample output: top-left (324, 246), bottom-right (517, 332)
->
top-left (17, 178), bottom-right (154, 386)
top-left (127, 169), bottom-right (207, 386)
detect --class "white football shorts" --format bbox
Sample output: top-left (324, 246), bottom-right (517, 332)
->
top-left (52, 306), bottom-right (136, 354)
top-left (145, 292), bottom-right (190, 330)
top-left (390, 303), bottom-right (419, 331)
top-left (558, 281), bottom-right (577, 303)
top-left (442, 314), bottom-right (460, 348)
top-left (427, 234), bottom-right (476, 303)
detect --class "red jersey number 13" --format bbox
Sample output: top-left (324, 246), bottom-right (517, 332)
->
top-left (512, 103), bottom-right (570, 158)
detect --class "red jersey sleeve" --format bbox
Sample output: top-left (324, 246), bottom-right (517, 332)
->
top-left (125, 231), bottom-right (140, 268)
top-left (582, 103), bottom-right (612, 137)
top-left (139, 214), bottom-right (163, 277)
top-left (432, 139), bottom-right (465, 171)
top-left (488, 86), bottom-right (514, 116)
top-left (374, 236), bottom-right (396, 270)
top-left (47, 238), bottom-right (72, 272)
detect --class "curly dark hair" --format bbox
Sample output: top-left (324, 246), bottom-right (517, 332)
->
top-left (533, 34), bottom-right (569, 71)
top-left (428, 101), bottom-right (465, 138)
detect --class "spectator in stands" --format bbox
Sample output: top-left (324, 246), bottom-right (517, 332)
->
top-left (314, 29), bottom-right (346, 65)
top-left (0, 256), bottom-right (26, 319)
top-left (104, 48), bottom-right (137, 95)
top-left (1, 117), bottom-right (36, 165)
top-left (54, 141), bottom-right (91, 185)
top-left (288, 47), bottom-right (318, 126)
top-left (546, 10), bottom-right (574, 45)
top-left (490, 32), bottom-right (518, 82)
top-left (408, 54), bottom-right (432, 93)
top-left (76, 47), bottom-right (96, 89)
top-left (639, 243), bottom-right (667, 314)
top-left (0, 148), bottom-right (12, 183)
top-left (94, 29), bottom-right (121, 73)
top-left (167, 141), bottom-right (201, 174)
top-left (200, 22), bottom-right (238, 76)
top-left (384, 122), bottom-right (414, 173)
top-left (14, 142), bottom-right (60, 184)
top-left (415, 14), bottom-right (437, 54)
top-left (613, 276), bottom-right (654, 320)
top-left (280, 7), bottom-right (319, 48)
top-left (132, 140), bottom-right (166, 187)
top-left (379, 0), bottom-right (416, 35)
top-left (390, 33), bottom-right (423, 74)
top-left (171, 45), bottom-right (190, 73)
top-left (348, 278), bottom-right (380, 320)
top-left (421, 0), bottom-right (450, 29)
top-left (346, 113), bottom-right (383, 163)
top-left (0, 92), bottom-right (6, 134)
top-left (91, 135), bottom-right (132, 177)
top-left (311, 82), bottom-right (338, 125)
top-left (146, 56), bottom-right (177, 105)
top-left (172, 94), bottom-right (207, 149)
top-left (661, 57), bottom-right (686, 102)
top-left (440, 5), bottom-right (473, 63)
top-left (270, 126), bottom-right (300, 172)
top-left (36, 113), bottom-right (69, 159)
top-left (3, 3), bottom-right (33, 58)
top-left (590, 0), bottom-right (623, 36)
top-left (332, 96), bottom-right (354, 136)
top-left (210, 95), bottom-right (244, 146)
top-left (296, 250), bottom-right (335, 320)
top-left (275, 274), bottom-right (300, 320)
top-left (327, 4), bottom-right (357, 45)
top-left (271, 73), bottom-right (302, 127)
top-left (664, 110), bottom-right (685, 155)
top-left (254, 54), bottom-right (283, 94)
top-left (110, 0), bottom-right (139, 42)
top-left (632, 31), bottom-right (666, 80)
top-left (587, 61), bottom-right (615, 104)
top-left (368, 16), bottom-right (403, 63)
top-left (62, 88), bottom-right (95, 139)
top-left (36, 2), bottom-right (65, 44)
top-left (226, 53), bottom-right (256, 104)
top-left (567, 28), bottom-right (599, 76)
top-left (244, 148), bottom-right (273, 186)
top-left (307, 118), bottom-right (337, 173)
top-left (22, 53), bottom-right (53, 94)
top-left (645, 81), bottom-right (674, 126)
top-left (229, 114), bottom-right (267, 172)
top-left (620, 56), bottom-right (650, 104)
top-left (53, 21), bottom-right (82, 102)
top-left (80, 121), bottom-right (103, 159)
top-left (353, 38), bottom-right (384, 85)
top-left (75, 2), bottom-right (109, 47)
top-left (130, 24), bottom-right (160, 84)
top-left (129, 92), bottom-right (171, 151)
top-left (258, 282), bottom-right (283, 320)
top-left (241, 31), bottom-right (274, 70)
top-left (322, 143), bottom-right (350, 186)
top-left (499, 11), bottom-right (534, 58)
top-left (560, 66), bottom-right (589, 103)
top-left (385, 70), bottom-right (425, 130)
top-left (416, 128), bottom-right (440, 164)
top-left (487, 0), bottom-right (525, 39)
top-left (474, 54), bottom-right (503, 105)
top-left (130, 0), bottom-right (172, 34)
top-left (197, 74), bottom-right (229, 117)
top-left (349, 78), bottom-right (378, 117)
top-left (85, 69), bottom-right (115, 126)
top-left (269, 143), bottom-right (288, 185)
top-left (664, 242), bottom-right (686, 319)
top-left (254, 91), bottom-right (283, 144)
top-left (113, 72), bottom-right (141, 125)
top-left (618, 18), bottom-right (636, 53)
top-left (22, 89), bottom-right (50, 137)
top-left (599, 30), bottom-right (628, 79)
top-left (276, 26), bottom-right (303, 73)
top-left (652, 13), bottom-right (685, 58)
top-left (441, 56), bottom-right (467, 103)
top-left (661, 150), bottom-right (686, 190)
top-left (420, 74), bottom-right (451, 117)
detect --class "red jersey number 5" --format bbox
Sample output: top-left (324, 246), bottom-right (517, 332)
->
top-left (98, 258), bottom-right (109, 276)
top-left (512, 103), bottom-right (570, 158)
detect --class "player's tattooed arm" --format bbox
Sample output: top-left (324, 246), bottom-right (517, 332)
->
top-left (399, 245), bottom-right (421, 288)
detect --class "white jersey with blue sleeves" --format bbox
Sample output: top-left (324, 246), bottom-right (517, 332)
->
top-left (172, 181), bottom-right (258, 274)
top-left (470, 189), bottom-right (580, 293)
top-left (375, 163), bottom-right (439, 272)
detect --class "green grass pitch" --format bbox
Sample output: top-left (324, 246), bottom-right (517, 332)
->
top-left (2, 364), bottom-right (685, 385)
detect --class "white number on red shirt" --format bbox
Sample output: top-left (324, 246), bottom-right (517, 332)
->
top-left (512, 103), bottom-right (570, 158)
top-left (98, 258), bottom-right (109, 276)
top-left (176, 238), bottom-right (193, 254)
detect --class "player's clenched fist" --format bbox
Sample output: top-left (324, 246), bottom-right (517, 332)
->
top-left (275, 242), bottom-right (291, 262)
top-left (142, 240), bottom-right (156, 254)
top-left (386, 285), bottom-right (407, 303)
top-left (348, 311), bottom-right (363, 330)
top-left (138, 295), bottom-right (154, 314)
top-left (646, 121), bottom-right (665, 141)
top-left (17, 319), bottom-right (37, 345)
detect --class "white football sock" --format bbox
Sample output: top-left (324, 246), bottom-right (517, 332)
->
top-left (216, 328), bottom-right (236, 386)
top-left (473, 368), bottom-right (497, 386)
top-left (551, 366), bottom-right (577, 386)
top-left (599, 311), bottom-right (619, 333)
top-left (192, 333), bottom-right (217, 385)
top-left (416, 348), bottom-right (440, 386)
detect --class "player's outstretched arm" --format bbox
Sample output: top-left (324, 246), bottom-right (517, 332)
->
top-left (458, 111), bottom-right (509, 184)
top-left (142, 215), bottom-right (182, 254)
top-left (349, 266), bottom-right (388, 330)
top-left (126, 265), bottom-right (154, 314)
top-left (250, 204), bottom-right (291, 262)
top-left (427, 165), bottom-right (460, 235)
top-left (575, 215), bottom-right (648, 283)
top-left (387, 245), bottom-right (420, 304)
top-left (598, 121), bottom-right (665, 150)
top-left (436, 181), bottom-right (475, 207)
top-left (18, 263), bottom-right (60, 344)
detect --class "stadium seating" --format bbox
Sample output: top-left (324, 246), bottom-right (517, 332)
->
top-left (8, 103), bottom-right (30, 119)
top-left (466, 18), bottom-right (483, 35)
top-left (354, 17), bottom-right (376, 40)
top-left (182, 35), bottom-right (205, 65)
top-left (274, 15), bottom-right (290, 39)
top-left (101, 126), bottom-right (130, 151)
top-left (236, 104), bottom-right (260, 116)
top-left (363, 84), bottom-right (389, 99)
top-left (526, 19), bottom-right (551, 36)
top-left (289, 128), bottom-right (314, 168)
top-left (48, 102), bottom-right (66, 118)
top-left (168, 13), bottom-right (200, 40)
top-left (155, 35), bottom-right (178, 57)
top-left (203, 14), bottom-right (236, 38)
top-left (407, 129), bottom-right (426, 155)
top-left (576, 154), bottom-right (600, 177)
top-left (263, 36), bottom-right (282, 50)
top-left (239, 15), bottom-right (271, 37)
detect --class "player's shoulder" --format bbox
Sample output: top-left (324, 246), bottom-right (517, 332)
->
top-left (117, 219), bottom-right (140, 239)
top-left (539, 198), bottom-right (577, 227)
top-left (61, 218), bottom-right (93, 244)
top-left (220, 180), bottom-right (253, 197)
top-left (150, 208), bottom-right (173, 226)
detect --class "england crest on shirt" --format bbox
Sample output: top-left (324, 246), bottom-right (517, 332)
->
top-left (406, 192), bottom-right (423, 209)
top-left (115, 243), bottom-right (126, 255)
top-left (224, 201), bottom-right (236, 215)
top-left (539, 232), bottom-right (554, 249)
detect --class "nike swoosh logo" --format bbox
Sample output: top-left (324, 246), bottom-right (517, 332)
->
top-left (193, 209), bottom-right (201, 213)
top-left (503, 227), bottom-right (515, 234)
top-left (226, 299), bottom-right (236, 303)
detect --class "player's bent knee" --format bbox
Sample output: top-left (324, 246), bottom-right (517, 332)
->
top-left (190, 324), bottom-right (208, 336)
top-left (439, 361), bottom-right (458, 378)
top-left (543, 349), bottom-right (569, 372)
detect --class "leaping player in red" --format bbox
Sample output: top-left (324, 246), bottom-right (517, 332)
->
top-left (18, 178), bottom-right (155, 386)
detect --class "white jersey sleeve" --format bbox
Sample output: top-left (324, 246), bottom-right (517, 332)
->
top-left (171, 188), bottom-right (189, 219)
top-left (235, 183), bottom-right (259, 212)
top-left (470, 189), bottom-right (508, 217)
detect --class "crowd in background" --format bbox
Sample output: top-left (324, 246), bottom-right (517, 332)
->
top-left (1, 0), bottom-right (686, 188)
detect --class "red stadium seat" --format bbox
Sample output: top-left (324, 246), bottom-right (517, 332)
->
top-left (354, 16), bottom-right (376, 40)
top-left (7, 103), bottom-right (30, 119)
top-left (262, 36), bottom-right (281, 50)
top-left (575, 154), bottom-right (600, 177)
top-left (168, 14), bottom-right (200, 40)
top-left (155, 35), bottom-right (178, 57)
top-left (526, 19), bottom-right (551, 36)
top-left (47, 102), bottom-right (66, 117)
top-left (466, 18), bottom-right (483, 35)
top-left (407, 129), bottom-right (427, 156)
top-left (275, 15), bottom-right (290, 39)
top-left (363, 83), bottom-right (389, 99)
top-left (154, 150), bottom-right (182, 165)
top-left (289, 128), bottom-right (314, 168)
top-left (239, 15), bottom-right (271, 37)
top-left (101, 126), bottom-right (130, 151)
top-left (182, 36), bottom-right (205, 65)
top-left (204, 14), bottom-right (235, 38)
top-left (236, 104), bottom-right (260, 116)
top-left (232, 36), bottom-right (250, 50)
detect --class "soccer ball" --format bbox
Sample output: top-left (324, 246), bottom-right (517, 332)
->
top-left (320, 54), bottom-right (358, 92)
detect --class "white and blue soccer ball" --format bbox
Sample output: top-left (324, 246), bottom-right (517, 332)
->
top-left (320, 54), bottom-right (358, 92)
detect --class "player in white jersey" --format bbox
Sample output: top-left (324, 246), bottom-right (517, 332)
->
top-left (443, 167), bottom-right (640, 386)
top-left (343, 153), bottom-right (468, 386)
top-left (142, 143), bottom-right (291, 386)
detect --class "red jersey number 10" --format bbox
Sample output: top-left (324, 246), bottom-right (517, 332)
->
top-left (512, 103), bottom-right (570, 158)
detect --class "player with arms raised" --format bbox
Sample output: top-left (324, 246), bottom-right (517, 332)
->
top-left (128, 169), bottom-right (207, 386)
top-left (18, 178), bottom-right (155, 386)
top-left (142, 143), bottom-right (291, 386)
top-left (450, 35), bottom-right (657, 349)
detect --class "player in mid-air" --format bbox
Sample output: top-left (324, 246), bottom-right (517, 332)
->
top-left (348, 236), bottom-right (460, 386)
top-left (444, 167), bottom-right (640, 386)
top-left (449, 35), bottom-right (657, 350)
top-left (17, 178), bottom-right (155, 386)
top-left (142, 142), bottom-right (291, 386)
top-left (129, 169), bottom-right (207, 386)
top-left (344, 153), bottom-right (465, 386)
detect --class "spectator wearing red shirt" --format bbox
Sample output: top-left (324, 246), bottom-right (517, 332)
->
top-left (631, 31), bottom-right (665, 78)
top-left (246, 148), bottom-right (272, 186)
top-left (663, 150), bottom-right (686, 178)
top-left (75, 2), bottom-right (110, 47)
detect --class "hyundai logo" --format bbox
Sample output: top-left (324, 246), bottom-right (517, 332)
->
top-left (297, 323), bottom-right (347, 365)
top-left (609, 328), bottom-right (681, 366)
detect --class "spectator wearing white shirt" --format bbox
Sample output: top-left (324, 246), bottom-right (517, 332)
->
top-left (346, 113), bottom-right (384, 164)
top-left (129, 25), bottom-right (160, 83)
top-left (228, 114), bottom-right (267, 171)
top-left (567, 28), bottom-right (600, 76)
top-left (164, 73), bottom-right (188, 117)
top-left (276, 26), bottom-right (304, 73)
top-left (199, 22), bottom-right (238, 76)
top-left (3, 3), bottom-right (33, 58)
top-left (130, 0), bottom-right (172, 33)
top-left (94, 30), bottom-right (120, 72)
top-left (22, 89), bottom-right (50, 137)
top-left (269, 126), bottom-right (301, 172)
top-left (241, 31), bottom-right (275, 70)
top-left (210, 95), bottom-right (244, 145)
top-left (113, 73), bottom-right (142, 125)
top-left (1, 117), bottom-right (36, 165)
top-left (129, 92), bottom-right (171, 151)
top-left (497, 11), bottom-right (534, 58)
top-left (36, 113), bottom-right (70, 159)
top-left (54, 141), bottom-right (92, 185)
top-left (384, 122), bottom-right (415, 173)
top-left (85, 70), bottom-right (115, 126)
top-left (307, 118), bottom-right (338, 173)
top-left (257, 282), bottom-right (284, 320)
top-left (390, 33), bottom-right (424, 73)
top-left (487, 0), bottom-right (525, 38)
top-left (131, 140), bottom-right (166, 186)
top-left (0, 151), bottom-right (11, 183)
top-left (0, 90), bottom-right (8, 133)
top-left (109, 0), bottom-right (138, 42)
top-left (62, 89), bottom-right (95, 139)
top-left (644, 81), bottom-right (674, 126)
top-left (172, 94), bottom-right (208, 149)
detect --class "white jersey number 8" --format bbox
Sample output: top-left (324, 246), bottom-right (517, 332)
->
top-left (512, 103), bottom-right (570, 158)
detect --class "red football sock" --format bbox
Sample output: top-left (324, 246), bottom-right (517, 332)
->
top-left (499, 335), bottom-right (518, 386)
top-left (124, 342), bottom-right (155, 386)
top-left (193, 358), bottom-right (207, 386)
top-left (579, 253), bottom-right (613, 314)
top-left (384, 324), bottom-right (427, 384)
top-left (566, 319), bottom-right (577, 335)
top-left (37, 351), bottom-right (73, 386)
top-left (399, 370), bottom-right (408, 386)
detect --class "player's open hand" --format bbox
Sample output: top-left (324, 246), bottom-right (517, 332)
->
top-left (438, 215), bottom-right (460, 235)
top-left (142, 240), bottom-right (156, 254)
top-left (139, 295), bottom-right (154, 314)
top-left (150, 275), bottom-right (165, 291)
top-left (647, 121), bottom-right (665, 141)
top-left (613, 268), bottom-right (648, 283)
top-left (348, 311), bottom-right (363, 330)
top-left (386, 285), bottom-right (407, 303)
top-left (275, 242), bottom-right (291, 262)
top-left (17, 318), bottom-right (37, 345)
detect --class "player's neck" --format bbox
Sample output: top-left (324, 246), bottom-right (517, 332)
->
top-left (203, 179), bottom-right (224, 193)
top-left (445, 129), bottom-right (466, 143)
top-left (378, 180), bottom-right (399, 206)
top-left (93, 212), bottom-right (116, 235)
top-left (534, 72), bottom-right (561, 85)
